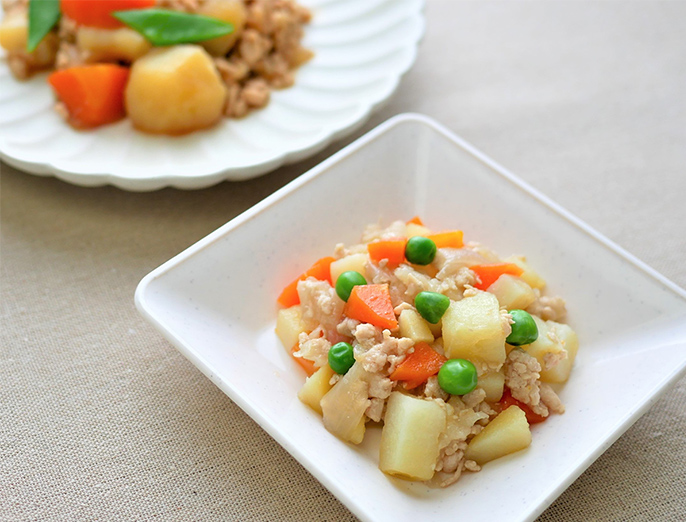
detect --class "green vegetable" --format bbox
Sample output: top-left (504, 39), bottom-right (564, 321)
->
top-left (405, 236), bottom-right (437, 265)
top-left (113, 8), bottom-right (233, 46)
top-left (27, 0), bottom-right (61, 52)
top-left (414, 291), bottom-right (450, 324)
top-left (437, 359), bottom-right (478, 395)
top-left (506, 309), bottom-right (539, 346)
top-left (335, 271), bottom-right (367, 302)
top-left (328, 342), bottom-right (355, 375)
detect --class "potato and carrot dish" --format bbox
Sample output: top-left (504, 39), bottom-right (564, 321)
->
top-left (276, 218), bottom-right (578, 487)
top-left (0, 0), bottom-right (311, 133)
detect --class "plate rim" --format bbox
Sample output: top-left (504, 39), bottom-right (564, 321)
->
top-left (135, 113), bottom-right (686, 521)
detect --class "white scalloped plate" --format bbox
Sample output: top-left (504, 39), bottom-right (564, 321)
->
top-left (0, 0), bottom-right (424, 191)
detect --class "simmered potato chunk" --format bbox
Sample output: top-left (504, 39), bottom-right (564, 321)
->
top-left (442, 291), bottom-right (507, 367)
top-left (398, 308), bottom-right (434, 344)
top-left (329, 253), bottom-right (369, 286)
top-left (0, 9), bottom-right (58, 74)
top-left (198, 0), bottom-right (247, 56)
top-left (275, 305), bottom-right (305, 351)
top-left (77, 27), bottom-right (151, 63)
top-left (465, 405), bottom-right (531, 465)
top-left (298, 364), bottom-right (336, 415)
top-left (125, 45), bottom-right (226, 134)
top-left (379, 392), bottom-right (446, 481)
top-left (488, 274), bottom-right (536, 310)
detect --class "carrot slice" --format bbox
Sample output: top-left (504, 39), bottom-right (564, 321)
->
top-left (427, 230), bottom-right (464, 249)
top-left (277, 256), bottom-right (335, 308)
top-left (367, 239), bottom-right (406, 267)
top-left (290, 344), bottom-right (316, 376)
top-left (406, 216), bottom-right (424, 226)
top-left (390, 341), bottom-right (447, 389)
top-left (470, 262), bottom-right (524, 291)
top-left (345, 284), bottom-right (397, 330)
top-left (48, 65), bottom-right (129, 129)
top-left (498, 388), bottom-right (547, 424)
top-left (61, 0), bottom-right (157, 29)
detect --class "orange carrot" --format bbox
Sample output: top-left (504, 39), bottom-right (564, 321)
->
top-left (390, 342), bottom-right (446, 389)
top-left (48, 65), bottom-right (129, 129)
top-left (290, 344), bottom-right (316, 376)
top-left (61, 0), bottom-right (157, 29)
top-left (470, 262), bottom-right (524, 291)
top-left (277, 256), bottom-right (335, 308)
top-left (406, 216), bottom-right (424, 226)
top-left (427, 230), bottom-right (464, 249)
top-left (344, 284), bottom-right (397, 330)
top-left (367, 239), bottom-right (406, 267)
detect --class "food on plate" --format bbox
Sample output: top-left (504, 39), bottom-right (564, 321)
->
top-left (0, 0), bottom-right (312, 133)
top-left (275, 217), bottom-right (579, 487)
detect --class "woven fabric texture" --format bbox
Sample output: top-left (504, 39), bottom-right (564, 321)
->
top-left (2, 1), bottom-right (685, 520)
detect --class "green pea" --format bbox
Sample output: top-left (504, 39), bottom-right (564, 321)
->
top-left (335, 271), bottom-right (367, 301)
top-left (328, 342), bottom-right (355, 375)
top-left (405, 236), bottom-right (437, 265)
top-left (506, 309), bottom-right (539, 346)
top-left (414, 291), bottom-right (450, 324)
top-left (438, 359), bottom-right (478, 395)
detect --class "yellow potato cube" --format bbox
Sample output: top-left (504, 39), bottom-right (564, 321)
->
top-left (398, 309), bottom-right (434, 344)
top-left (476, 370), bottom-right (505, 402)
top-left (198, 0), bottom-right (247, 56)
top-left (298, 365), bottom-right (336, 415)
top-left (0, 9), bottom-right (27, 52)
top-left (488, 274), bottom-right (536, 310)
top-left (539, 321), bottom-right (579, 383)
top-left (405, 223), bottom-right (432, 237)
top-left (442, 291), bottom-right (506, 367)
top-left (329, 253), bottom-right (369, 286)
top-left (505, 255), bottom-right (546, 290)
top-left (465, 405), bottom-right (531, 465)
top-left (379, 392), bottom-right (446, 481)
top-left (275, 305), bottom-right (305, 350)
top-left (321, 362), bottom-right (370, 444)
top-left (77, 27), bottom-right (151, 63)
top-left (125, 45), bottom-right (226, 135)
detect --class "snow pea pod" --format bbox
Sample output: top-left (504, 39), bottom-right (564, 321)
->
top-left (113, 8), bottom-right (233, 46)
top-left (27, 0), bottom-right (60, 52)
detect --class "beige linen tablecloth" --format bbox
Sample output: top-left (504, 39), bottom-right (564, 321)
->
top-left (2, 1), bottom-right (685, 520)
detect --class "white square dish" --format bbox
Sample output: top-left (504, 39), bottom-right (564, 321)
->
top-left (135, 113), bottom-right (686, 522)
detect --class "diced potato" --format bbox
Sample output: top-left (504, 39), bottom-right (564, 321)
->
top-left (477, 370), bottom-right (505, 402)
top-left (405, 223), bottom-right (432, 237)
top-left (379, 392), bottom-right (446, 481)
top-left (321, 362), bottom-right (370, 444)
top-left (398, 309), bottom-right (434, 344)
top-left (298, 365), bottom-right (336, 415)
top-left (0, 9), bottom-right (27, 52)
top-left (487, 274), bottom-right (536, 310)
top-left (505, 255), bottom-right (546, 290)
top-left (427, 319), bottom-right (443, 338)
top-left (275, 305), bottom-right (305, 351)
top-left (77, 27), bottom-right (151, 63)
top-left (465, 405), bottom-right (531, 465)
top-left (330, 253), bottom-right (369, 286)
top-left (539, 320), bottom-right (579, 383)
top-left (0, 9), bottom-right (57, 72)
top-left (198, 0), bottom-right (247, 56)
top-left (442, 292), bottom-right (506, 367)
top-left (125, 45), bottom-right (226, 134)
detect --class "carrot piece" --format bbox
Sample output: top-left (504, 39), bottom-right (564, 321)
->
top-left (345, 284), bottom-right (398, 330)
top-left (406, 216), bottom-right (424, 226)
top-left (48, 65), bottom-right (129, 129)
top-left (498, 388), bottom-right (547, 424)
top-left (470, 262), bottom-right (524, 291)
top-left (290, 344), bottom-right (316, 376)
top-left (427, 230), bottom-right (464, 249)
top-left (61, 0), bottom-right (157, 29)
top-left (390, 341), bottom-right (447, 389)
top-left (367, 239), bottom-right (406, 267)
top-left (277, 256), bottom-right (335, 308)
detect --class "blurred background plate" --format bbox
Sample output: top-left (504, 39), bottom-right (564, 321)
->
top-left (0, 0), bottom-right (424, 191)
